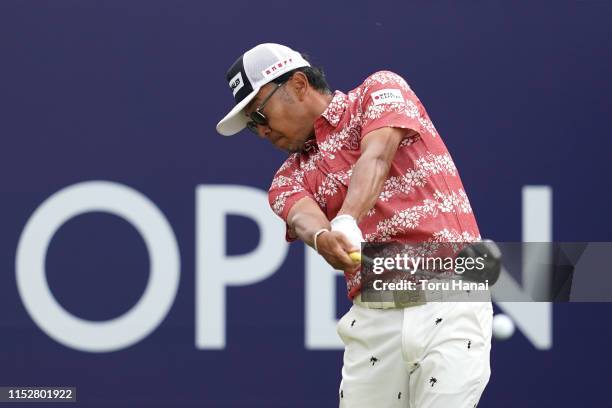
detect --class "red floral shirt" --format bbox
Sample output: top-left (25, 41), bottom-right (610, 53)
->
top-left (268, 71), bottom-right (480, 298)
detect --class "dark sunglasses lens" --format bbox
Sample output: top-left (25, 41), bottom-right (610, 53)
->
top-left (246, 121), bottom-right (258, 134)
top-left (250, 111), bottom-right (267, 125)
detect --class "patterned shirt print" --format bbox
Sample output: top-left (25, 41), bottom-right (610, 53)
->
top-left (268, 71), bottom-right (481, 298)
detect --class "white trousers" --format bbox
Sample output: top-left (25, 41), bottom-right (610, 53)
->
top-left (337, 301), bottom-right (493, 408)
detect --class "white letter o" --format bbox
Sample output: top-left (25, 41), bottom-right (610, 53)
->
top-left (16, 181), bottom-right (180, 352)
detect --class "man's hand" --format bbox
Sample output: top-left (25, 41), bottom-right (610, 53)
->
top-left (315, 231), bottom-right (360, 272)
top-left (286, 198), bottom-right (358, 271)
top-left (330, 214), bottom-right (364, 249)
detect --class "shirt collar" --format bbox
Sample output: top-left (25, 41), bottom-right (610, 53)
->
top-left (303, 138), bottom-right (318, 153)
top-left (303, 91), bottom-right (348, 154)
top-left (320, 90), bottom-right (348, 127)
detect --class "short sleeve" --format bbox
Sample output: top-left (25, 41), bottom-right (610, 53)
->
top-left (359, 71), bottom-right (425, 138)
top-left (268, 154), bottom-right (314, 242)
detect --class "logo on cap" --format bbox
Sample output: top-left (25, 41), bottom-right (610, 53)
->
top-left (261, 58), bottom-right (295, 79)
top-left (229, 72), bottom-right (244, 97)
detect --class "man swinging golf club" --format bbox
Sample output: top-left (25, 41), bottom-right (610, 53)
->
top-left (216, 43), bottom-right (493, 408)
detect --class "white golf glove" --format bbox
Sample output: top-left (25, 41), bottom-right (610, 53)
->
top-left (330, 214), bottom-right (364, 251)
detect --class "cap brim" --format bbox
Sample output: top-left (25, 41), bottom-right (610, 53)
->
top-left (216, 87), bottom-right (260, 136)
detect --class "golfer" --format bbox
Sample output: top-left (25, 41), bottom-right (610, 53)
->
top-left (216, 43), bottom-right (493, 408)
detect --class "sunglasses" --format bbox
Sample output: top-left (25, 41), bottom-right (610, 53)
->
top-left (246, 82), bottom-right (285, 134)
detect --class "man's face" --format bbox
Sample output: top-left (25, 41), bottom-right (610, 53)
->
top-left (243, 75), bottom-right (314, 153)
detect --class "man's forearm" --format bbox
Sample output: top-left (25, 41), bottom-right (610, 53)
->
top-left (338, 127), bottom-right (407, 222)
top-left (287, 197), bottom-right (331, 247)
top-left (338, 154), bottom-right (390, 222)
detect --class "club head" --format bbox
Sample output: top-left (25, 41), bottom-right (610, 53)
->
top-left (457, 240), bottom-right (502, 286)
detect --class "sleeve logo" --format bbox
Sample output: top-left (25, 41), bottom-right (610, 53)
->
top-left (371, 88), bottom-right (404, 105)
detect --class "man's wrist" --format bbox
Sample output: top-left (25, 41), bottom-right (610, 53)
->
top-left (332, 214), bottom-right (356, 223)
top-left (313, 228), bottom-right (330, 253)
top-left (336, 211), bottom-right (359, 222)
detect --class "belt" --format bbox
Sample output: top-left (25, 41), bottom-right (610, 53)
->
top-left (353, 286), bottom-right (491, 309)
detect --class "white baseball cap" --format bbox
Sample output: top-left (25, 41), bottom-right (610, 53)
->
top-left (216, 43), bottom-right (311, 136)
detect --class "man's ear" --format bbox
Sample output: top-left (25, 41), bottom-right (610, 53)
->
top-left (290, 71), bottom-right (309, 101)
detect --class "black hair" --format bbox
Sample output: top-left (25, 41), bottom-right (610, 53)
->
top-left (271, 53), bottom-right (331, 94)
